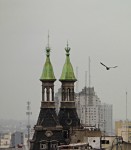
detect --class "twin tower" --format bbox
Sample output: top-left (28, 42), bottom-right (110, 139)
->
top-left (30, 43), bottom-right (80, 150)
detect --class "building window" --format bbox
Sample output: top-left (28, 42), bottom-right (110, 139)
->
top-left (101, 140), bottom-right (109, 144)
top-left (51, 143), bottom-right (57, 148)
top-left (40, 143), bottom-right (47, 149)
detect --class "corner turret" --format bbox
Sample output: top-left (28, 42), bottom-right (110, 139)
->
top-left (58, 42), bottom-right (80, 129)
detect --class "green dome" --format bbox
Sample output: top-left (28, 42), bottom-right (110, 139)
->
top-left (40, 47), bottom-right (56, 81)
top-left (60, 44), bottom-right (76, 81)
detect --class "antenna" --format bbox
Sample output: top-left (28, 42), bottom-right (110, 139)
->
top-left (126, 91), bottom-right (127, 121)
top-left (89, 56), bottom-right (91, 88)
top-left (104, 103), bottom-right (105, 138)
top-left (26, 101), bottom-right (32, 149)
top-left (85, 71), bottom-right (88, 125)
top-left (85, 71), bottom-right (87, 88)
top-left (47, 30), bottom-right (50, 48)
top-left (88, 57), bottom-right (92, 106)
top-left (126, 91), bottom-right (129, 143)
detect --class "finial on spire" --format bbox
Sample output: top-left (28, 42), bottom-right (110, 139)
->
top-left (46, 31), bottom-right (50, 57)
top-left (65, 41), bottom-right (70, 56)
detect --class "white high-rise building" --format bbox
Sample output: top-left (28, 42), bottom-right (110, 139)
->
top-left (75, 87), bottom-right (113, 135)
top-left (76, 87), bottom-right (101, 125)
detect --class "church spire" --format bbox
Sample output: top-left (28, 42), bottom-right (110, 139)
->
top-left (60, 42), bottom-right (76, 81)
top-left (58, 42), bottom-right (80, 129)
top-left (40, 34), bottom-right (56, 81)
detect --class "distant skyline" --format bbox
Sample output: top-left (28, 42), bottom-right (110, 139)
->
top-left (0, 0), bottom-right (131, 121)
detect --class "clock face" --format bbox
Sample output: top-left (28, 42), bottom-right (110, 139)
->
top-left (66, 112), bottom-right (72, 125)
top-left (47, 132), bottom-right (51, 137)
top-left (45, 131), bottom-right (53, 137)
top-left (88, 137), bottom-right (100, 149)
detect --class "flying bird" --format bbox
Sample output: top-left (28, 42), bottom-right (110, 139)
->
top-left (100, 62), bottom-right (118, 70)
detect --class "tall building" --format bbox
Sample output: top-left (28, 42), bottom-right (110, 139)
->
top-left (75, 87), bottom-right (101, 125)
top-left (75, 87), bottom-right (113, 135)
top-left (99, 103), bottom-right (113, 135)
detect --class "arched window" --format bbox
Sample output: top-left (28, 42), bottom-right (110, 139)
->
top-left (49, 88), bottom-right (52, 101)
top-left (67, 88), bottom-right (70, 101)
top-left (40, 140), bottom-right (48, 150)
top-left (62, 88), bottom-right (65, 101)
top-left (50, 140), bottom-right (58, 150)
top-left (44, 88), bottom-right (47, 101)
top-left (40, 143), bottom-right (47, 150)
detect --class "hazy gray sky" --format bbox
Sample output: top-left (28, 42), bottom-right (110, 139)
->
top-left (0, 0), bottom-right (131, 121)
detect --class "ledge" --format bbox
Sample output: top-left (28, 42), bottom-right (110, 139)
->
top-left (41, 101), bottom-right (55, 108)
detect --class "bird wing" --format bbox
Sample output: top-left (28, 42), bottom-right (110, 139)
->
top-left (100, 62), bottom-right (108, 68)
top-left (111, 66), bottom-right (118, 68)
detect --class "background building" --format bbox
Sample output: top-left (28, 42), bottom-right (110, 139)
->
top-left (75, 87), bottom-right (113, 135)
top-left (115, 120), bottom-right (131, 143)
top-left (10, 131), bottom-right (24, 148)
top-left (100, 103), bottom-right (113, 135)
top-left (0, 133), bottom-right (11, 148)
